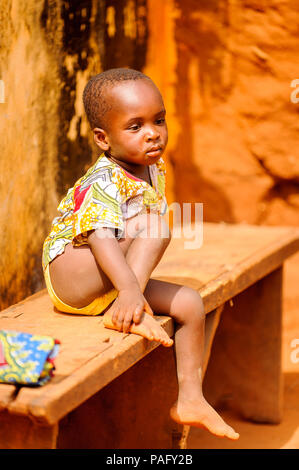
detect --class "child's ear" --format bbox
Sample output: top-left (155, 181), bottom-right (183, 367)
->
top-left (93, 127), bottom-right (110, 151)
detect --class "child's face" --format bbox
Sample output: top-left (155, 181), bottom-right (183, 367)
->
top-left (94, 79), bottom-right (168, 167)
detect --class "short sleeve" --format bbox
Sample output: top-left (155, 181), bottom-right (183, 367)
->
top-left (72, 175), bottom-right (124, 245)
top-left (154, 157), bottom-right (168, 215)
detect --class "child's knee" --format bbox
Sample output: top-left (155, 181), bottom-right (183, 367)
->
top-left (148, 213), bottom-right (172, 244)
top-left (126, 212), bottom-right (171, 243)
top-left (174, 287), bottom-right (205, 324)
top-left (187, 289), bottom-right (204, 319)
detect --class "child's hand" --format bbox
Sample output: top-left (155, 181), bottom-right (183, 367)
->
top-left (109, 286), bottom-right (154, 333)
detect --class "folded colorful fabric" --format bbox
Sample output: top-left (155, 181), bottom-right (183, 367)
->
top-left (0, 330), bottom-right (60, 386)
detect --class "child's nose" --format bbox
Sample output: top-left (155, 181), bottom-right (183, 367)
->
top-left (145, 126), bottom-right (160, 141)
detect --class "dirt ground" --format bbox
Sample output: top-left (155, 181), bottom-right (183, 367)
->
top-left (188, 251), bottom-right (299, 450)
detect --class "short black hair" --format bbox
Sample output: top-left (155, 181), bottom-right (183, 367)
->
top-left (83, 68), bottom-right (152, 130)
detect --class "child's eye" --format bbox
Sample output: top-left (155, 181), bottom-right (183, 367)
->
top-left (156, 118), bottom-right (165, 125)
top-left (128, 124), bottom-right (141, 131)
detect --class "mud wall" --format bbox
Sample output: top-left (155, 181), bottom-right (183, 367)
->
top-left (0, 0), bottom-right (148, 308)
top-left (146, 0), bottom-right (299, 225)
top-left (0, 0), bottom-right (298, 308)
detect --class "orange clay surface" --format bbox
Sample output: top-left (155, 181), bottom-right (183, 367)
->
top-left (188, 251), bottom-right (299, 449)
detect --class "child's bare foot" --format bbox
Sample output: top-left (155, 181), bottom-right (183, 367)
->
top-left (170, 397), bottom-right (239, 441)
top-left (103, 311), bottom-right (174, 348)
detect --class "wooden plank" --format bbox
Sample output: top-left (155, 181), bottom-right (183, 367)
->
top-left (156, 223), bottom-right (299, 282)
top-left (153, 223), bottom-right (299, 312)
top-left (7, 315), bottom-right (174, 425)
top-left (0, 293), bottom-right (122, 375)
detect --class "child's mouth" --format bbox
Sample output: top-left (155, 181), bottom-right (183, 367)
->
top-left (146, 146), bottom-right (162, 157)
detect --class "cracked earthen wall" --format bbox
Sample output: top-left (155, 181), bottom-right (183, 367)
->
top-left (0, 0), bottom-right (298, 309)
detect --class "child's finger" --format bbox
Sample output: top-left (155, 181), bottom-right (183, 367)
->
top-left (115, 310), bottom-right (126, 330)
top-left (122, 312), bottom-right (133, 333)
top-left (112, 305), bottom-right (121, 326)
top-left (133, 303), bottom-right (144, 324)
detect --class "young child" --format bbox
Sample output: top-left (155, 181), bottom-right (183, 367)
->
top-left (42, 68), bottom-right (239, 441)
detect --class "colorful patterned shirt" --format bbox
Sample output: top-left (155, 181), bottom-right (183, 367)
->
top-left (42, 153), bottom-right (167, 271)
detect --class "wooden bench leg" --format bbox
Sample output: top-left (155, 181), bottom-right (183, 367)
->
top-left (0, 410), bottom-right (58, 449)
top-left (203, 266), bottom-right (283, 424)
top-left (58, 345), bottom-right (184, 449)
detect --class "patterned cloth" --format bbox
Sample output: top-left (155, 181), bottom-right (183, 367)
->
top-left (42, 153), bottom-right (167, 271)
top-left (0, 330), bottom-right (60, 386)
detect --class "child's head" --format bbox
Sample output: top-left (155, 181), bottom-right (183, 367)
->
top-left (83, 68), bottom-right (168, 167)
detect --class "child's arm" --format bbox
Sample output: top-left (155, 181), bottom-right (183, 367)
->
top-left (87, 228), bottom-right (153, 332)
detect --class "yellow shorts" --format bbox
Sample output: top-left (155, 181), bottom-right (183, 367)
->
top-left (44, 263), bottom-right (118, 316)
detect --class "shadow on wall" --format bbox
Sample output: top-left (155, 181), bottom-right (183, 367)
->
top-left (41, 0), bottom-right (149, 198)
top-left (169, 0), bottom-right (234, 223)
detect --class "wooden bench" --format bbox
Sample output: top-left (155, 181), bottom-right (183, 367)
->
top-left (0, 222), bottom-right (299, 449)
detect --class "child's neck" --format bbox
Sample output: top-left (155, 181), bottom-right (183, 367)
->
top-left (105, 152), bottom-right (150, 182)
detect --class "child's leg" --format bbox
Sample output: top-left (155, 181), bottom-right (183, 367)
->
top-left (143, 278), bottom-right (239, 440)
top-left (102, 213), bottom-right (174, 346)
